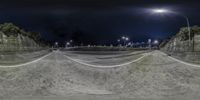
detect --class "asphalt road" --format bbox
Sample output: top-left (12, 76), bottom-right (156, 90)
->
top-left (0, 50), bottom-right (200, 100)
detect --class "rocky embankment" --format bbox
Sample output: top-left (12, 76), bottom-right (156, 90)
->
top-left (161, 26), bottom-right (200, 64)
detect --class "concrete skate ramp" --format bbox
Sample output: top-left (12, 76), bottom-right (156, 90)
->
top-left (0, 51), bottom-right (200, 100)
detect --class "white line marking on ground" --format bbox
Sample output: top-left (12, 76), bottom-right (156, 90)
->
top-left (0, 52), bottom-right (52, 68)
top-left (62, 52), bottom-right (149, 68)
top-left (160, 51), bottom-right (200, 68)
top-left (168, 56), bottom-right (200, 68)
top-left (71, 58), bottom-right (100, 63)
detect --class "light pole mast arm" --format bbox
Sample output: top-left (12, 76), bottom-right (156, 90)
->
top-left (184, 16), bottom-right (191, 43)
top-left (182, 15), bottom-right (194, 51)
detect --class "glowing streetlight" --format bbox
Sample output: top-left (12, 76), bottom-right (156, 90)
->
top-left (55, 42), bottom-right (58, 45)
top-left (152, 9), bottom-right (169, 13)
top-left (154, 40), bottom-right (159, 44)
top-left (125, 37), bottom-right (129, 41)
top-left (54, 42), bottom-right (59, 49)
top-left (66, 42), bottom-right (70, 45)
top-left (121, 36), bottom-right (129, 47)
top-left (148, 39), bottom-right (152, 50)
top-left (153, 40), bottom-right (159, 49)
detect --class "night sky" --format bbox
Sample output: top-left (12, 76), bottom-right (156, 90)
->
top-left (0, 0), bottom-right (200, 45)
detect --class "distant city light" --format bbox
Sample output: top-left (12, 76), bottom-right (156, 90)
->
top-left (141, 42), bottom-right (145, 44)
top-left (55, 42), bottom-right (58, 45)
top-left (119, 36), bottom-right (129, 47)
top-left (128, 42), bottom-right (131, 45)
top-left (125, 37), bottom-right (129, 41)
top-left (66, 42), bottom-right (70, 45)
top-left (148, 39), bottom-right (151, 43)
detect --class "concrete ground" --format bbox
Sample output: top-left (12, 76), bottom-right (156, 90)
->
top-left (0, 50), bottom-right (51, 65)
top-left (0, 50), bottom-right (200, 100)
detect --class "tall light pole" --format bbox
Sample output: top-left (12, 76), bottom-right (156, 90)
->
top-left (152, 8), bottom-right (192, 50)
top-left (185, 16), bottom-right (191, 47)
top-left (121, 36), bottom-right (129, 47)
top-left (148, 39), bottom-right (151, 50)
top-left (121, 36), bottom-right (126, 46)
top-left (125, 37), bottom-right (129, 47)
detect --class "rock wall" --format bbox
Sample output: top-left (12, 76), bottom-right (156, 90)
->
top-left (194, 35), bottom-right (200, 51)
top-left (161, 34), bottom-right (200, 64)
top-left (0, 32), bottom-right (40, 52)
top-left (162, 35), bottom-right (200, 52)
